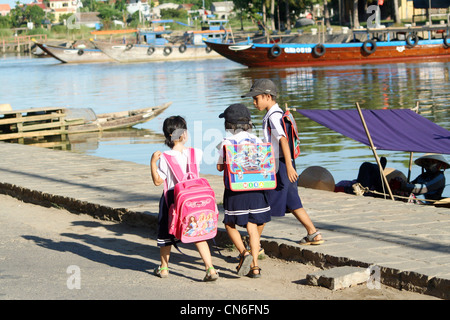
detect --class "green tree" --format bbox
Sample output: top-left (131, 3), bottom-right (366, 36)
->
top-left (97, 4), bottom-right (122, 28)
top-left (24, 5), bottom-right (46, 25)
top-left (0, 14), bottom-right (11, 28)
top-left (9, 2), bottom-right (26, 28)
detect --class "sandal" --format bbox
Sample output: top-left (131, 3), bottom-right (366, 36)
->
top-left (236, 245), bottom-right (265, 261)
top-left (203, 267), bottom-right (219, 282)
top-left (153, 266), bottom-right (169, 278)
top-left (299, 231), bottom-right (324, 245)
top-left (247, 266), bottom-right (261, 278)
top-left (236, 251), bottom-right (252, 276)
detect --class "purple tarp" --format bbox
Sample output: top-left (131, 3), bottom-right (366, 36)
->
top-left (296, 109), bottom-right (450, 154)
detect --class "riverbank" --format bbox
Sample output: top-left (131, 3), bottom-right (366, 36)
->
top-left (1, 142), bottom-right (449, 299)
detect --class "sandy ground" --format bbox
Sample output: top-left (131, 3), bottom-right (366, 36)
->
top-left (0, 194), bottom-right (439, 301)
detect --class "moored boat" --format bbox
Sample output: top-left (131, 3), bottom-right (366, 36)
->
top-left (67, 102), bottom-right (171, 133)
top-left (205, 25), bottom-right (450, 68)
top-left (93, 19), bottom-right (231, 63)
top-left (34, 41), bottom-right (113, 64)
top-left (0, 102), bottom-right (171, 141)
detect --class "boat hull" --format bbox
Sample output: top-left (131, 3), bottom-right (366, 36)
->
top-left (68, 102), bottom-right (171, 133)
top-left (94, 41), bottom-right (223, 63)
top-left (36, 43), bottom-right (113, 64)
top-left (205, 39), bottom-right (450, 68)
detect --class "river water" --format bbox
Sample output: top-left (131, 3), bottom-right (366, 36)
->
top-left (1, 54), bottom-right (449, 196)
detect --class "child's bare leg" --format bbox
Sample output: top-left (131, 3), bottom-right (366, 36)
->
top-left (159, 245), bottom-right (171, 275)
top-left (246, 222), bottom-right (260, 272)
top-left (195, 241), bottom-right (217, 275)
top-left (257, 223), bottom-right (265, 237)
top-left (292, 207), bottom-right (323, 241)
top-left (225, 223), bottom-right (247, 255)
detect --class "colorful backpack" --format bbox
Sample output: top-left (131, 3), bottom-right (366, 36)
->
top-left (162, 148), bottom-right (218, 243)
top-left (223, 138), bottom-right (277, 192)
top-left (269, 107), bottom-right (301, 159)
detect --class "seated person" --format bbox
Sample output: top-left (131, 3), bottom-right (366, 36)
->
top-left (399, 154), bottom-right (449, 201)
top-left (356, 156), bottom-right (387, 193)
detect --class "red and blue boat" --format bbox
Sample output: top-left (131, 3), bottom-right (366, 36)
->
top-left (205, 25), bottom-right (450, 68)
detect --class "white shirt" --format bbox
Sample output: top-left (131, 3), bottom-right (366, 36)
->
top-left (217, 131), bottom-right (263, 165)
top-left (158, 148), bottom-right (203, 190)
top-left (262, 103), bottom-right (286, 158)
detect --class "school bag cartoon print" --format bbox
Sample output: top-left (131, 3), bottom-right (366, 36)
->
top-left (162, 148), bottom-right (218, 243)
top-left (223, 138), bottom-right (277, 192)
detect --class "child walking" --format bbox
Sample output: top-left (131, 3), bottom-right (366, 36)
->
top-left (242, 79), bottom-right (324, 245)
top-left (150, 115), bottom-right (219, 281)
top-left (217, 104), bottom-right (271, 278)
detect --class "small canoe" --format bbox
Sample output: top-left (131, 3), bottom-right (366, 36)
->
top-left (67, 102), bottom-right (171, 133)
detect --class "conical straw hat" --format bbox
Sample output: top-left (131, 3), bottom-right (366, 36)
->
top-left (383, 167), bottom-right (407, 183)
top-left (415, 154), bottom-right (450, 170)
top-left (298, 166), bottom-right (335, 192)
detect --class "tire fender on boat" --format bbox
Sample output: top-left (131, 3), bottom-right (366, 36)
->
top-left (77, 49), bottom-right (84, 56)
top-left (125, 44), bottom-right (133, 50)
top-left (406, 33), bottom-right (418, 48)
top-left (205, 46), bottom-right (212, 53)
top-left (443, 35), bottom-right (450, 48)
top-left (147, 46), bottom-right (155, 55)
top-left (362, 39), bottom-right (377, 55)
top-left (163, 46), bottom-right (172, 56)
top-left (179, 44), bottom-right (187, 53)
top-left (312, 44), bottom-right (326, 57)
top-left (269, 44), bottom-right (281, 57)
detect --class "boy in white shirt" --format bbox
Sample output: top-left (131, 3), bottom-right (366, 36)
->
top-left (242, 79), bottom-right (324, 245)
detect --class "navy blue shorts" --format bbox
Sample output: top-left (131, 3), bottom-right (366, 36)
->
top-left (266, 158), bottom-right (303, 217)
top-left (222, 189), bottom-right (271, 228)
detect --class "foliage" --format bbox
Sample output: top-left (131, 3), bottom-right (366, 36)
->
top-left (97, 3), bottom-right (122, 28)
top-left (25, 27), bottom-right (50, 36)
top-left (160, 8), bottom-right (188, 20)
top-left (0, 15), bottom-right (11, 29)
top-left (24, 5), bottom-right (46, 25)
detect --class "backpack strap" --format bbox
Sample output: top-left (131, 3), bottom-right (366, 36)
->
top-left (187, 147), bottom-right (199, 177)
top-left (162, 148), bottom-right (199, 203)
top-left (162, 153), bottom-right (185, 183)
top-left (266, 110), bottom-right (284, 140)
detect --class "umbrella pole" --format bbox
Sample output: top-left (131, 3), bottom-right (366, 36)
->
top-left (355, 102), bottom-right (395, 201)
top-left (408, 152), bottom-right (413, 182)
top-left (407, 102), bottom-right (419, 182)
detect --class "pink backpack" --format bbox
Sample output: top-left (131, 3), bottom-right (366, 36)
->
top-left (162, 148), bottom-right (218, 243)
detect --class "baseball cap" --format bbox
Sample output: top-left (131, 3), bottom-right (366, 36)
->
top-left (219, 103), bottom-right (251, 124)
top-left (241, 79), bottom-right (278, 98)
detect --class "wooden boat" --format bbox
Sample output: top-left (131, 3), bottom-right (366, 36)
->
top-left (205, 25), bottom-right (450, 68)
top-left (67, 102), bottom-right (171, 133)
top-left (93, 40), bottom-right (222, 63)
top-left (0, 102), bottom-right (171, 141)
top-left (33, 41), bottom-right (113, 64)
top-left (93, 20), bottom-right (231, 63)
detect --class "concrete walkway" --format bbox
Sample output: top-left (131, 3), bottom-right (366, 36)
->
top-left (1, 142), bottom-right (449, 299)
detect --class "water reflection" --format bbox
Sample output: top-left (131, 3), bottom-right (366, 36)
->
top-left (1, 55), bottom-right (449, 196)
